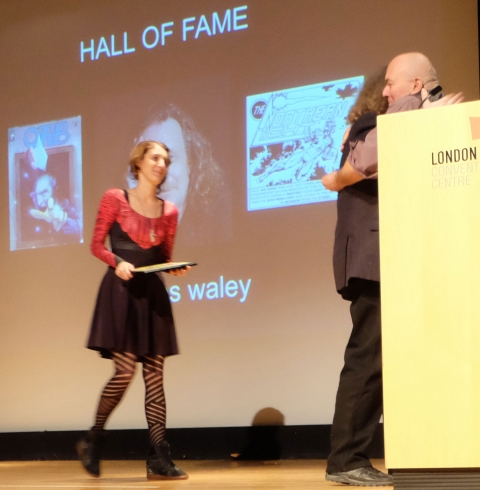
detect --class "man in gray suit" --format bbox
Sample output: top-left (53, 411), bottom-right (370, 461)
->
top-left (321, 53), bottom-right (462, 487)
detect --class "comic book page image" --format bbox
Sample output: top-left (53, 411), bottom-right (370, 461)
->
top-left (8, 116), bottom-right (83, 251)
top-left (246, 76), bottom-right (364, 211)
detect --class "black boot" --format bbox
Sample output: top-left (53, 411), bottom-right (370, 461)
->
top-left (76, 429), bottom-right (106, 477)
top-left (146, 440), bottom-right (188, 480)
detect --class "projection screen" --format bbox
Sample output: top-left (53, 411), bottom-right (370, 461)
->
top-left (0, 0), bottom-right (478, 432)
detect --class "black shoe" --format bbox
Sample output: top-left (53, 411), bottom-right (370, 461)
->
top-left (326, 466), bottom-right (393, 486)
top-left (76, 429), bottom-right (106, 478)
top-left (146, 440), bottom-right (188, 480)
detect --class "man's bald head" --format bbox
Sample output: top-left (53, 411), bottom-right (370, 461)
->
top-left (383, 52), bottom-right (438, 106)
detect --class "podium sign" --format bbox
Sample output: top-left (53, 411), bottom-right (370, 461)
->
top-left (378, 101), bottom-right (480, 477)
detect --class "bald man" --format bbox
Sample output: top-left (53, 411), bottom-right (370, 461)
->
top-left (322, 53), bottom-right (462, 487)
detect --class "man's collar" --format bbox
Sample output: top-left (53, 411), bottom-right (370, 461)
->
top-left (387, 93), bottom-right (422, 114)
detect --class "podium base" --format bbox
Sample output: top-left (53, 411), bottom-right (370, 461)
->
top-left (392, 469), bottom-right (480, 489)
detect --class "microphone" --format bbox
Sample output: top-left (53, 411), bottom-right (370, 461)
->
top-left (420, 85), bottom-right (443, 107)
top-left (428, 85), bottom-right (443, 100)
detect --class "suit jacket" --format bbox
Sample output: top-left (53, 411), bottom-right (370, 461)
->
top-left (333, 112), bottom-right (379, 300)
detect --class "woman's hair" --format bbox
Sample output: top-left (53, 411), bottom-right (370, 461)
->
top-left (135, 103), bottom-right (227, 218)
top-left (129, 140), bottom-right (170, 180)
top-left (348, 67), bottom-right (388, 124)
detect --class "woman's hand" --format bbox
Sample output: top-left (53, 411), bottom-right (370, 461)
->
top-left (115, 261), bottom-right (135, 280)
top-left (167, 265), bottom-right (192, 276)
top-left (322, 171), bottom-right (342, 191)
top-left (422, 89), bottom-right (464, 109)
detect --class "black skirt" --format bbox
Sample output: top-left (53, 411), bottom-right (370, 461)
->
top-left (87, 235), bottom-right (179, 359)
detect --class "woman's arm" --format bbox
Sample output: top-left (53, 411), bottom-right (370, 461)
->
top-left (162, 203), bottom-right (191, 276)
top-left (90, 190), bottom-right (121, 268)
top-left (322, 159), bottom-right (365, 192)
top-left (162, 204), bottom-right (178, 263)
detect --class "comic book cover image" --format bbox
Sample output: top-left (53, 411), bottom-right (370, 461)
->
top-left (8, 116), bottom-right (83, 251)
top-left (246, 76), bottom-right (364, 211)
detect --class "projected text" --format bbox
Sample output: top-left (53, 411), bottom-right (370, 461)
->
top-left (79, 5), bottom-right (248, 62)
top-left (168, 276), bottom-right (252, 303)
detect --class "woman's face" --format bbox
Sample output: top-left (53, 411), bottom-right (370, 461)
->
top-left (141, 118), bottom-right (189, 219)
top-left (137, 143), bottom-right (169, 188)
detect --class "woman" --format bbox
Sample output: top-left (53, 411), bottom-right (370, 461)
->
top-left (77, 141), bottom-right (189, 480)
top-left (322, 69), bottom-right (392, 485)
top-left (329, 67), bottom-right (388, 300)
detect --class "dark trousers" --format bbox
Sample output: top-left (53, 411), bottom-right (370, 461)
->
top-left (326, 279), bottom-right (383, 473)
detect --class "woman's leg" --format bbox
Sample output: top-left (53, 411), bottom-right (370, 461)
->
top-left (142, 355), bottom-right (166, 444)
top-left (93, 352), bottom-right (137, 429)
top-left (142, 355), bottom-right (188, 480)
top-left (77, 352), bottom-right (137, 477)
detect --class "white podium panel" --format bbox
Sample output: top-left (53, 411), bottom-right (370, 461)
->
top-left (378, 101), bottom-right (480, 470)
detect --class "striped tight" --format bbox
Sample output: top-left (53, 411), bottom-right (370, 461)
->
top-left (142, 356), bottom-right (166, 444)
top-left (92, 352), bottom-right (166, 445)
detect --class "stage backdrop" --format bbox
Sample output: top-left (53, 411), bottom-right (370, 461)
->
top-left (0, 0), bottom-right (478, 432)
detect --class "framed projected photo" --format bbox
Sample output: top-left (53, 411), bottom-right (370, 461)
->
top-left (8, 116), bottom-right (83, 251)
top-left (246, 76), bottom-right (364, 211)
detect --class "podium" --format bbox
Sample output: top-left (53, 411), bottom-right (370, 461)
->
top-left (377, 101), bottom-right (480, 488)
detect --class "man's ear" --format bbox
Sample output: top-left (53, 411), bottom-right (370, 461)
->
top-left (411, 77), bottom-right (423, 94)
